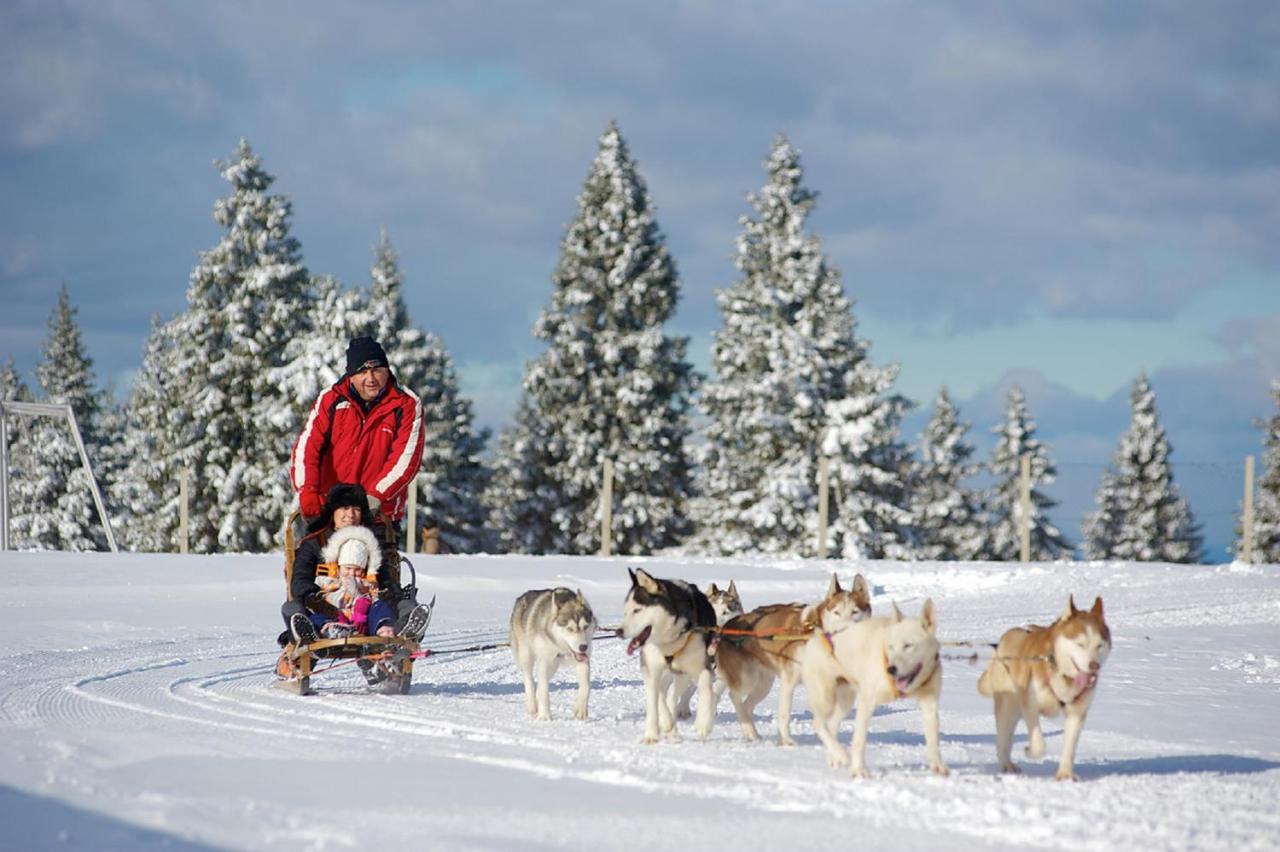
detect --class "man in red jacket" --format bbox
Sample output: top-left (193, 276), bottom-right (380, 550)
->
top-left (291, 336), bottom-right (426, 540)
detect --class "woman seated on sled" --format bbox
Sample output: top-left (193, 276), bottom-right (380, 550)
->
top-left (281, 482), bottom-right (428, 646)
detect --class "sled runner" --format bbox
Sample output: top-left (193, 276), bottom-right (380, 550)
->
top-left (274, 511), bottom-right (424, 696)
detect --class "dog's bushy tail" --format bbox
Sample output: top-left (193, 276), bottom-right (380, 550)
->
top-left (976, 668), bottom-right (993, 696)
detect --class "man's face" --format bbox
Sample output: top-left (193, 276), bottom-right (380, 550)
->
top-left (351, 365), bottom-right (390, 402)
top-left (333, 505), bottom-right (362, 529)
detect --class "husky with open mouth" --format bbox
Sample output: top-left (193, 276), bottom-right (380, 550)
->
top-left (620, 568), bottom-right (718, 743)
top-left (977, 595), bottom-right (1111, 780)
top-left (510, 588), bottom-right (597, 721)
top-left (801, 598), bottom-right (947, 778)
top-left (717, 573), bottom-right (872, 745)
top-left (672, 579), bottom-right (745, 720)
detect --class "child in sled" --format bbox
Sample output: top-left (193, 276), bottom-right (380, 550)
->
top-left (314, 525), bottom-right (395, 639)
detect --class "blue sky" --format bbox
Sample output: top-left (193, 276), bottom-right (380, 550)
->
top-left (2, 1), bottom-right (1277, 557)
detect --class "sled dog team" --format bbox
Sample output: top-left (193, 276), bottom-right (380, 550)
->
top-left (510, 568), bottom-right (1111, 781)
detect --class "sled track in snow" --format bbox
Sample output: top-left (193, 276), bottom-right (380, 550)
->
top-left (17, 629), bottom-right (1280, 852)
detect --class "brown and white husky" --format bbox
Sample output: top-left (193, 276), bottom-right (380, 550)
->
top-left (977, 595), bottom-right (1112, 781)
top-left (716, 573), bottom-right (871, 745)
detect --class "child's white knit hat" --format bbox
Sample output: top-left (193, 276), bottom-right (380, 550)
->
top-left (337, 538), bottom-right (370, 567)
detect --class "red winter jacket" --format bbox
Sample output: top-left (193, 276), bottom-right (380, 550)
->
top-left (291, 377), bottom-right (425, 521)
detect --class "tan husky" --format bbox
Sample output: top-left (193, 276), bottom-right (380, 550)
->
top-left (977, 595), bottom-right (1111, 781)
top-left (801, 599), bottom-right (947, 777)
top-left (717, 573), bottom-right (871, 745)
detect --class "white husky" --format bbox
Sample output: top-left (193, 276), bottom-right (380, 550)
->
top-left (509, 588), bottom-right (597, 721)
top-left (801, 599), bottom-right (948, 778)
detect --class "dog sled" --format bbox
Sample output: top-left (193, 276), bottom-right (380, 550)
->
top-left (274, 510), bottom-right (424, 696)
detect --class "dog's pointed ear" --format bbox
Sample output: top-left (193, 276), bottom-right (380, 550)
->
top-left (851, 573), bottom-right (868, 598)
top-left (628, 567), bottom-right (638, 586)
top-left (920, 598), bottom-right (937, 635)
top-left (728, 579), bottom-right (739, 598)
top-left (633, 568), bottom-right (660, 593)
top-left (708, 582), bottom-right (720, 596)
top-left (891, 601), bottom-right (904, 623)
top-left (1090, 596), bottom-right (1104, 618)
top-left (799, 604), bottom-right (819, 630)
top-left (576, 588), bottom-right (587, 605)
top-left (1063, 594), bottom-right (1078, 619)
top-left (828, 573), bottom-right (842, 597)
top-left (428, 594), bottom-right (437, 609)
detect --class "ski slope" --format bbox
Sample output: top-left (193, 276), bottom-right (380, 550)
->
top-left (1, 551), bottom-right (1277, 851)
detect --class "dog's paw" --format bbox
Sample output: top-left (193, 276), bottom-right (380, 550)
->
top-left (674, 707), bottom-right (692, 721)
top-left (640, 734), bottom-right (659, 745)
top-left (1025, 739), bottom-right (1045, 759)
top-left (573, 706), bottom-right (588, 721)
top-left (777, 734), bottom-right (797, 747)
top-left (931, 762), bottom-right (950, 777)
top-left (849, 765), bottom-right (871, 780)
top-left (535, 711), bottom-right (551, 722)
top-left (826, 749), bottom-right (849, 769)
top-left (1000, 762), bottom-right (1022, 775)
top-left (1055, 769), bottom-right (1080, 782)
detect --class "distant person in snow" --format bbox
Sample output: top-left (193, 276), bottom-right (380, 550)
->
top-left (290, 335), bottom-right (426, 573)
top-left (281, 483), bottom-right (430, 647)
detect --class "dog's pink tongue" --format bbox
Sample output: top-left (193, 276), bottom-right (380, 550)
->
top-left (1073, 672), bottom-right (1093, 691)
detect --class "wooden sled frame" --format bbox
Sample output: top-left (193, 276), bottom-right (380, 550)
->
top-left (275, 509), bottom-right (420, 696)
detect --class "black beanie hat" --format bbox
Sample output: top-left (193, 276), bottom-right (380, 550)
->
top-left (345, 336), bottom-right (389, 376)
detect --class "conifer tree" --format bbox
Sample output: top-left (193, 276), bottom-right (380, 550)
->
top-left (486, 394), bottom-right (562, 554)
top-left (1083, 375), bottom-right (1203, 562)
top-left (1, 359), bottom-right (38, 548)
top-left (9, 288), bottom-right (108, 550)
top-left (910, 388), bottom-right (986, 560)
top-left (367, 232), bottom-right (492, 552)
top-left (121, 139), bottom-right (312, 552)
top-left (1093, 375), bottom-right (1204, 562)
top-left (692, 136), bottom-right (912, 558)
top-left (1235, 380), bottom-right (1280, 563)
top-left (986, 386), bottom-right (1072, 561)
top-left (114, 316), bottom-right (189, 551)
top-left (494, 122), bottom-right (697, 554)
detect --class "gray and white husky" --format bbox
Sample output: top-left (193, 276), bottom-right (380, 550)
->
top-left (510, 588), bottom-right (597, 721)
top-left (672, 580), bottom-right (744, 720)
top-left (621, 568), bottom-right (718, 743)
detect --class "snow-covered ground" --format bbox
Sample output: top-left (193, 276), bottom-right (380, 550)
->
top-left (1, 551), bottom-right (1277, 851)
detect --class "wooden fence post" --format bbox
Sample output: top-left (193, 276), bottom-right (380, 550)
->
top-left (178, 468), bottom-right (189, 555)
top-left (1018, 454), bottom-right (1032, 562)
top-left (407, 477), bottom-right (418, 554)
top-left (600, 458), bottom-right (614, 557)
top-left (816, 455), bottom-right (829, 559)
top-left (1242, 455), bottom-right (1255, 564)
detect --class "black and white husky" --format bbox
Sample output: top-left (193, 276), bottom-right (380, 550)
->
top-left (621, 568), bottom-right (718, 743)
top-left (510, 588), bottom-right (597, 721)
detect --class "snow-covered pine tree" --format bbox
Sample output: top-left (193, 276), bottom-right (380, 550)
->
top-left (692, 135), bottom-right (913, 558)
top-left (1083, 374), bottom-right (1203, 562)
top-left (909, 388), bottom-right (986, 561)
top-left (985, 386), bottom-right (1072, 561)
top-left (1, 359), bottom-right (39, 548)
top-left (114, 316), bottom-right (191, 552)
top-left (1082, 469), bottom-right (1121, 560)
top-left (497, 122), bottom-right (697, 555)
top-left (9, 287), bottom-right (108, 550)
top-left (121, 139), bottom-right (313, 552)
top-left (1238, 380), bottom-right (1280, 562)
top-left (274, 273), bottom-right (372, 419)
top-left (367, 231), bottom-right (492, 553)
top-left (486, 393), bottom-right (562, 554)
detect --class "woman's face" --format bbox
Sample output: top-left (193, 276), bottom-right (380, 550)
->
top-left (332, 505), bottom-right (362, 529)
